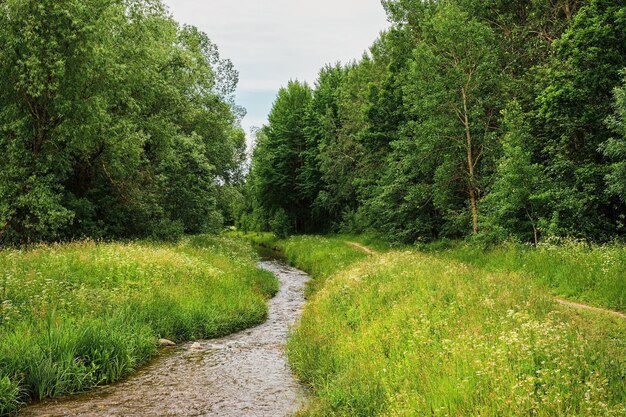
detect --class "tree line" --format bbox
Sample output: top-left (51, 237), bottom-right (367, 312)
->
top-left (243, 0), bottom-right (626, 244)
top-left (0, 0), bottom-right (246, 244)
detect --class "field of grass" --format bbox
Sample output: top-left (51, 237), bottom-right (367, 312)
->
top-left (420, 240), bottom-right (626, 312)
top-left (0, 235), bottom-right (277, 415)
top-left (284, 236), bottom-right (626, 417)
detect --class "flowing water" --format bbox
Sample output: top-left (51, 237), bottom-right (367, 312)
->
top-left (21, 255), bottom-right (309, 417)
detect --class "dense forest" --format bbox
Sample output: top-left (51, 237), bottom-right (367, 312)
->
top-left (2, 0), bottom-right (626, 246)
top-left (0, 0), bottom-right (246, 245)
top-left (244, 0), bottom-right (626, 244)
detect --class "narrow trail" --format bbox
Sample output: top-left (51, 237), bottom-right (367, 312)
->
top-left (345, 240), bottom-right (625, 320)
top-left (21, 261), bottom-right (309, 417)
top-left (556, 298), bottom-right (626, 319)
top-left (345, 241), bottom-right (378, 255)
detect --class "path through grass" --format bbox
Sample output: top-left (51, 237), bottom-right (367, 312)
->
top-left (282, 235), bottom-right (626, 417)
top-left (421, 241), bottom-right (626, 312)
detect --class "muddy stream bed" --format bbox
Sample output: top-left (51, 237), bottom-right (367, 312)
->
top-left (21, 251), bottom-right (309, 417)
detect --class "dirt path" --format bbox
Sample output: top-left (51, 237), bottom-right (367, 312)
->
top-left (345, 241), bottom-right (624, 320)
top-left (345, 241), bottom-right (378, 255)
top-left (21, 261), bottom-right (309, 417)
top-left (556, 298), bottom-right (626, 319)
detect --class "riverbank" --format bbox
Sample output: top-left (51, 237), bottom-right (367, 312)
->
top-left (20, 260), bottom-right (308, 417)
top-left (242, 231), bottom-right (626, 313)
top-left (0, 235), bottom-right (278, 415)
top-left (279, 235), bottom-right (626, 417)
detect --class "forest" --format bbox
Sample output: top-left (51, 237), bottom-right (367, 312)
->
top-left (244, 0), bottom-right (626, 245)
top-left (0, 0), bottom-right (246, 245)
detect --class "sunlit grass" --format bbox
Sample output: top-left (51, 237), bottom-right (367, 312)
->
top-left (280, 236), bottom-right (369, 297)
top-left (285, 236), bottom-right (626, 417)
top-left (0, 235), bottom-right (277, 415)
top-left (421, 240), bottom-right (626, 312)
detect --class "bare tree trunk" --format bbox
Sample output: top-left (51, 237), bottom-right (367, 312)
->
top-left (468, 185), bottom-right (479, 234)
top-left (462, 87), bottom-right (479, 234)
top-left (525, 208), bottom-right (539, 246)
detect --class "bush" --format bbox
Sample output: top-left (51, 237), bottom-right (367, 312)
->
top-left (270, 209), bottom-right (292, 239)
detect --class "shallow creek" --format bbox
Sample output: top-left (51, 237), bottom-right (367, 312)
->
top-left (21, 255), bottom-right (309, 417)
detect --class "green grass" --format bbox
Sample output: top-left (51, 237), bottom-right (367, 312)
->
top-left (225, 231), bottom-right (279, 248)
top-left (284, 236), bottom-right (626, 417)
top-left (333, 233), bottom-right (393, 252)
top-left (279, 236), bottom-right (370, 297)
top-left (420, 240), bottom-right (626, 312)
top-left (0, 235), bottom-right (277, 415)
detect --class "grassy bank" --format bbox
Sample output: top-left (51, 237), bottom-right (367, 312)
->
top-left (283, 236), bottom-right (626, 417)
top-left (0, 235), bottom-right (277, 415)
top-left (421, 241), bottom-right (626, 312)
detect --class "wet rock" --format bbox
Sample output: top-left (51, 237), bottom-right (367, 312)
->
top-left (158, 339), bottom-right (176, 347)
top-left (190, 342), bottom-right (204, 350)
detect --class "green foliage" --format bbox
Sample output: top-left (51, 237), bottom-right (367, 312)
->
top-left (482, 102), bottom-right (549, 243)
top-left (270, 209), bottom-right (292, 239)
top-left (605, 73), bottom-right (626, 210)
top-left (534, 0), bottom-right (626, 239)
top-left (246, 81), bottom-right (314, 235)
top-left (0, 235), bottom-right (277, 413)
top-left (247, 0), bottom-right (626, 245)
top-left (283, 236), bottom-right (626, 417)
top-left (0, 377), bottom-right (19, 416)
top-left (0, 0), bottom-right (246, 244)
top-left (374, 4), bottom-right (501, 240)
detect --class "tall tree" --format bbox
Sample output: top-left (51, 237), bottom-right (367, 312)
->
top-left (250, 81), bottom-right (313, 234)
top-left (534, 0), bottom-right (626, 239)
top-left (482, 102), bottom-right (548, 244)
top-left (401, 4), bottom-right (501, 235)
top-left (0, 0), bottom-right (244, 244)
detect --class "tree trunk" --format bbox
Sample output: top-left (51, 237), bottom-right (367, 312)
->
top-left (468, 185), bottom-right (479, 234)
top-left (461, 87), bottom-right (479, 234)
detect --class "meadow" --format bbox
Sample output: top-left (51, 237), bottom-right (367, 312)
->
top-left (420, 240), bottom-right (626, 312)
top-left (283, 235), bottom-right (626, 417)
top-left (0, 235), bottom-right (277, 415)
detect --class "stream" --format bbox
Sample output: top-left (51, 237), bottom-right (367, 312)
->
top-left (21, 252), bottom-right (309, 417)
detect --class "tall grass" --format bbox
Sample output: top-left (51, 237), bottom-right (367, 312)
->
top-left (285, 236), bottom-right (626, 417)
top-left (0, 235), bottom-right (277, 415)
top-left (280, 236), bottom-right (369, 297)
top-left (421, 240), bottom-right (626, 312)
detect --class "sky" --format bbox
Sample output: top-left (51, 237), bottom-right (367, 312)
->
top-left (163, 1), bottom-right (390, 138)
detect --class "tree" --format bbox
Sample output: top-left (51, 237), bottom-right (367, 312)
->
top-left (0, 0), bottom-right (245, 244)
top-left (401, 4), bottom-right (501, 235)
top-left (482, 102), bottom-right (548, 244)
top-left (298, 65), bottom-right (342, 231)
top-left (604, 74), bottom-right (626, 209)
top-left (534, 0), bottom-right (626, 239)
top-left (250, 81), bottom-right (313, 234)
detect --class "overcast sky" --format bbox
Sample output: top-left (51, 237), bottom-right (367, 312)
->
top-left (164, 1), bottom-right (390, 136)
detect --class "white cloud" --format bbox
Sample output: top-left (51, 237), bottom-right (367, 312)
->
top-left (163, 0), bottom-right (390, 135)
